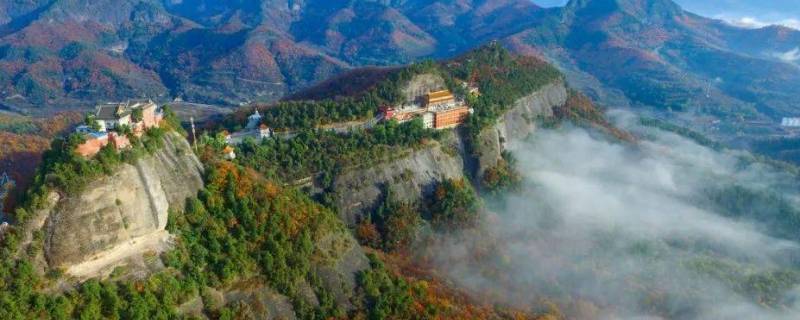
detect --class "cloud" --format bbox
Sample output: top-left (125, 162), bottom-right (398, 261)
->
top-left (774, 47), bottom-right (800, 62)
top-left (427, 113), bottom-right (800, 319)
top-left (720, 16), bottom-right (800, 30)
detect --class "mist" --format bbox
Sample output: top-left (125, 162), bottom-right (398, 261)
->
top-left (429, 113), bottom-right (800, 319)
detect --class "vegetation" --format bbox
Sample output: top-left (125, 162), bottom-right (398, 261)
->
top-left (165, 161), bottom-right (345, 318)
top-left (703, 184), bottom-right (800, 242)
top-left (553, 91), bottom-right (635, 142)
top-left (429, 179), bottom-right (482, 231)
top-left (356, 178), bottom-right (482, 252)
top-left (233, 119), bottom-right (438, 185)
top-left (0, 112), bottom-right (83, 212)
top-left (357, 254), bottom-right (416, 320)
top-left (223, 61), bottom-right (442, 132)
top-left (639, 117), bottom-right (722, 150)
top-left (481, 151), bottom-right (522, 194)
top-left (355, 253), bottom-right (546, 320)
top-left (17, 107), bottom-right (182, 220)
top-left (357, 189), bottom-right (423, 252)
top-left (454, 43), bottom-right (562, 136)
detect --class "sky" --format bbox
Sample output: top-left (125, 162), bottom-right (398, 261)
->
top-left (533, 0), bottom-right (800, 29)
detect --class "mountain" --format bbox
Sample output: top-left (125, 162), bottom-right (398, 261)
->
top-left (0, 0), bottom-right (542, 114)
top-left (2, 0), bottom-right (799, 149)
top-left (506, 0), bottom-right (800, 145)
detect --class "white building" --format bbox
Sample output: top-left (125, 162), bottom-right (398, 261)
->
top-left (247, 110), bottom-right (263, 129)
top-left (422, 112), bottom-right (435, 129)
top-left (94, 99), bottom-right (158, 132)
top-left (259, 124), bottom-right (272, 139)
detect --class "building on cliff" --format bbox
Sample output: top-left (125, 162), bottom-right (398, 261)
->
top-left (95, 100), bottom-right (161, 133)
top-left (76, 100), bottom-right (163, 157)
top-left (227, 110), bottom-right (273, 144)
top-left (381, 89), bottom-right (473, 130)
top-left (426, 90), bottom-right (457, 109)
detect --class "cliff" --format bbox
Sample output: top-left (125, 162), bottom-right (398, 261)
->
top-left (474, 81), bottom-right (568, 179)
top-left (332, 134), bottom-right (466, 226)
top-left (41, 132), bottom-right (203, 278)
top-left (331, 81), bottom-right (568, 223)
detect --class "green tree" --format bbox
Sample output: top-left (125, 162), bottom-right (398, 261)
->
top-left (85, 114), bottom-right (101, 132)
top-left (131, 108), bottom-right (144, 123)
top-left (429, 179), bottom-right (481, 231)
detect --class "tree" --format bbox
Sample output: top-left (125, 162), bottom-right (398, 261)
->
top-left (131, 108), bottom-right (144, 123)
top-left (85, 114), bottom-right (101, 132)
top-left (429, 179), bottom-right (481, 231)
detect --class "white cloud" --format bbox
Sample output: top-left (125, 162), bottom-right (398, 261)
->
top-left (719, 15), bottom-right (800, 30)
top-left (429, 114), bottom-right (800, 319)
top-left (775, 47), bottom-right (800, 62)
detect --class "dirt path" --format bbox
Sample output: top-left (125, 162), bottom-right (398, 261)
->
top-left (66, 230), bottom-right (172, 279)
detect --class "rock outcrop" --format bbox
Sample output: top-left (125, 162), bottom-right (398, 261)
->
top-left (42, 133), bottom-right (203, 277)
top-left (474, 81), bottom-right (568, 179)
top-left (331, 81), bottom-right (567, 221)
top-left (332, 135), bottom-right (465, 226)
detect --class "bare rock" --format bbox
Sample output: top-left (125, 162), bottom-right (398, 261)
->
top-left (42, 133), bottom-right (203, 278)
top-left (332, 139), bottom-right (464, 226)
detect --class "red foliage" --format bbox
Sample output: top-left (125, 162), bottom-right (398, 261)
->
top-left (0, 112), bottom-right (82, 212)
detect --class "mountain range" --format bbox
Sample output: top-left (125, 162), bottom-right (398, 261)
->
top-left (1, 0), bottom-right (798, 139)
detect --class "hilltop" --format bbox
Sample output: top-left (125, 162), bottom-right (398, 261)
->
top-left (0, 0), bottom-right (543, 113)
top-left (0, 45), bottom-right (578, 319)
top-left (2, 0), bottom-right (798, 161)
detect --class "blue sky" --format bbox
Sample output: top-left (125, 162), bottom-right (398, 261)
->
top-left (532, 0), bottom-right (800, 29)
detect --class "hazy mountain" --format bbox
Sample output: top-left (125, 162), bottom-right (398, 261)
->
top-left (510, 0), bottom-right (800, 131)
top-left (0, 0), bottom-right (542, 113)
top-left (1, 0), bottom-right (798, 144)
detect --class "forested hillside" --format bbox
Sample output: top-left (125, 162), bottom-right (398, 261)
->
top-left (0, 45), bottom-right (570, 319)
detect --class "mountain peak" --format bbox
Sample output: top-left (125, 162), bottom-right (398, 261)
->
top-left (566, 0), bottom-right (684, 20)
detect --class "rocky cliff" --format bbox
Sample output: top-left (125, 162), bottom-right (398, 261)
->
top-left (331, 81), bottom-right (568, 223)
top-left (41, 133), bottom-right (203, 277)
top-left (332, 134), bottom-right (465, 226)
top-left (474, 81), bottom-right (568, 179)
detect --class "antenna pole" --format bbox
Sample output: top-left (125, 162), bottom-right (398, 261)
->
top-left (190, 116), bottom-right (197, 151)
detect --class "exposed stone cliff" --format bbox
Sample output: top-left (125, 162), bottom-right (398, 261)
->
top-left (331, 81), bottom-right (568, 221)
top-left (332, 134), bottom-right (465, 226)
top-left (474, 81), bottom-right (568, 179)
top-left (42, 133), bottom-right (203, 277)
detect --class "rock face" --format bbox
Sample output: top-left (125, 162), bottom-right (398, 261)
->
top-left (43, 133), bottom-right (203, 275)
top-left (475, 81), bottom-right (568, 178)
top-left (331, 81), bottom-right (567, 221)
top-left (312, 230), bottom-right (370, 310)
top-left (332, 137), bottom-right (465, 226)
top-left (402, 73), bottom-right (447, 103)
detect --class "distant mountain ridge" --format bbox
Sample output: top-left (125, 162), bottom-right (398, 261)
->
top-left (1, 0), bottom-right (798, 136)
top-left (0, 0), bottom-right (544, 113)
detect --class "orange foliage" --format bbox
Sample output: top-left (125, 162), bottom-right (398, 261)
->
top-left (356, 220), bottom-right (381, 247)
top-left (0, 112), bottom-right (82, 211)
top-left (554, 92), bottom-right (636, 143)
top-left (204, 161), bottom-right (326, 238)
top-left (369, 249), bottom-right (560, 320)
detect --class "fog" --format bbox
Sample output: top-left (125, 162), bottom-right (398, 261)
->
top-left (430, 114), bottom-right (800, 319)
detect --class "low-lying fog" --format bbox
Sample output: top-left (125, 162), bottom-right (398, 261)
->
top-left (431, 113), bottom-right (800, 319)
